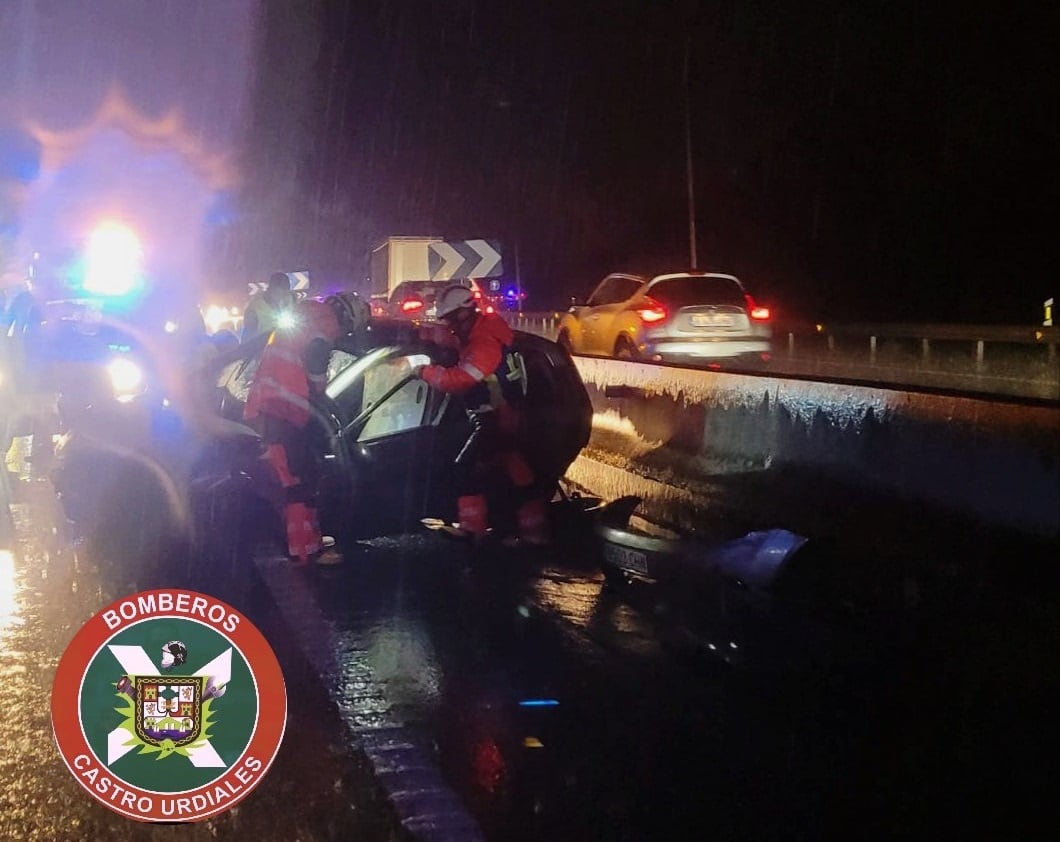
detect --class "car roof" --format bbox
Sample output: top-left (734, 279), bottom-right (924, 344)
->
top-left (648, 271), bottom-right (741, 284)
top-left (599, 271), bottom-right (742, 286)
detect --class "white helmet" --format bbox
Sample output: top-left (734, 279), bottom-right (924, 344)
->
top-left (328, 291), bottom-right (371, 334)
top-left (435, 284), bottom-right (476, 319)
top-left (161, 640), bottom-right (187, 670)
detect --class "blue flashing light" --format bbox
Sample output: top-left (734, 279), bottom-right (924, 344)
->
top-left (505, 287), bottom-right (517, 298)
top-left (518, 699), bottom-right (560, 707)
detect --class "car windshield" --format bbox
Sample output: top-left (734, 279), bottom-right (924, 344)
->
top-left (648, 276), bottom-right (746, 308)
top-left (326, 345), bottom-right (434, 439)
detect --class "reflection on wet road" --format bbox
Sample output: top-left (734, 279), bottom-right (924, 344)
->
top-left (0, 483), bottom-right (398, 841)
top-left (255, 525), bottom-right (1057, 841)
top-left (2, 467), bottom-right (1056, 840)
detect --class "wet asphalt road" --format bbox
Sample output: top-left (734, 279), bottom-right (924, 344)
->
top-left (2, 467), bottom-right (1057, 841)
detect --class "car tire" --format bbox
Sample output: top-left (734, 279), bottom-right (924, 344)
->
top-left (613, 337), bottom-right (639, 360)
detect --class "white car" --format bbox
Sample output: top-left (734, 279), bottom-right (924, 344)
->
top-left (557, 271), bottom-right (773, 364)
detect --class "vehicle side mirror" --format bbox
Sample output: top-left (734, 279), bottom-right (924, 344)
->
top-left (569, 296), bottom-right (584, 309)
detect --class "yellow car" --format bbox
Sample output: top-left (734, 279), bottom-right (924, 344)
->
top-left (557, 271), bottom-right (773, 363)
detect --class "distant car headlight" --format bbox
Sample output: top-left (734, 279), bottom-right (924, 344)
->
top-left (106, 357), bottom-right (144, 400)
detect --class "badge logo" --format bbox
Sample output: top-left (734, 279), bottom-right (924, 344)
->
top-left (51, 590), bottom-right (287, 822)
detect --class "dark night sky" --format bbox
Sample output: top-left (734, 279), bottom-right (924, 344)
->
top-left (248, 0), bottom-right (1055, 323)
top-left (10, 0), bottom-right (1045, 324)
top-left (243, 0), bottom-right (1055, 323)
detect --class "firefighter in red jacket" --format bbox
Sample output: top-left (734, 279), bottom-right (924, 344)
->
top-left (413, 284), bottom-right (549, 545)
top-left (244, 291), bottom-right (370, 565)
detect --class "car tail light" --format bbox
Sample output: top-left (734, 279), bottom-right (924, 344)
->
top-left (745, 294), bottom-right (770, 321)
top-left (634, 297), bottom-right (667, 324)
top-left (400, 297), bottom-right (425, 313)
top-left (370, 301), bottom-right (387, 317)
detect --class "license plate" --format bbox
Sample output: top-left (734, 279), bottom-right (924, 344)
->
top-left (691, 313), bottom-right (733, 327)
top-left (603, 543), bottom-right (649, 575)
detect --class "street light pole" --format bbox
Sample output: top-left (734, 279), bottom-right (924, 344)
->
top-left (683, 35), bottom-right (698, 270)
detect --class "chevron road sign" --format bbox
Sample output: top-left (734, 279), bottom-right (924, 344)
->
top-left (428, 239), bottom-right (503, 281)
top-left (247, 270), bottom-right (310, 296)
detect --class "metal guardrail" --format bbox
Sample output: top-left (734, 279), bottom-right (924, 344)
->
top-left (503, 312), bottom-right (1060, 401)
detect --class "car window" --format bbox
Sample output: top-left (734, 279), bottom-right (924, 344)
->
top-left (324, 346), bottom-right (432, 440)
top-left (648, 276), bottom-right (746, 308)
top-left (390, 282), bottom-right (447, 303)
top-left (358, 358), bottom-right (431, 440)
top-left (390, 280), bottom-right (476, 304)
top-left (589, 276), bottom-right (642, 306)
top-left (612, 277), bottom-right (643, 302)
top-left (328, 350), bottom-right (358, 381)
top-left (586, 278), bottom-right (610, 306)
top-left (326, 346), bottom-right (391, 420)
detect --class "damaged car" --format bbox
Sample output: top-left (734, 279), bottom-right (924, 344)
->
top-left (52, 317), bottom-right (594, 555)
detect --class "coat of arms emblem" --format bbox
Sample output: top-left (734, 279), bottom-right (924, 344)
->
top-left (134, 677), bottom-right (203, 747)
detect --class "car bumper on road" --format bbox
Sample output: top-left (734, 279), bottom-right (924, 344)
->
top-left (646, 337), bottom-right (772, 361)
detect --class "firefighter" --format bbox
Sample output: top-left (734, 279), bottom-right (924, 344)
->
top-left (412, 283), bottom-right (549, 546)
top-left (244, 291), bottom-right (370, 565)
top-left (241, 272), bottom-right (294, 341)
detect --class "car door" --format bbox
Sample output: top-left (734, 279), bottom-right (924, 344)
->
top-left (325, 348), bottom-right (455, 537)
top-left (588, 275), bottom-right (643, 355)
top-left (581, 276), bottom-right (622, 354)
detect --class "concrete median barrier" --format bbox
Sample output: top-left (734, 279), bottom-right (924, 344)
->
top-left (568, 358), bottom-right (1060, 541)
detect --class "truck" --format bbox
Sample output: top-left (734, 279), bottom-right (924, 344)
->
top-left (369, 236), bottom-right (505, 310)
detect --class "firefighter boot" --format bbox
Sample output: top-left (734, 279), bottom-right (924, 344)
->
top-left (457, 494), bottom-right (490, 537)
top-left (285, 501), bottom-right (322, 566)
top-left (516, 498), bottom-right (551, 546)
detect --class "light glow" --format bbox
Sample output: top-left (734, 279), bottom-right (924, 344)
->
top-left (83, 222), bottom-right (143, 296)
top-left (635, 297), bottom-right (667, 324)
top-left (0, 550), bottom-right (21, 643)
top-left (203, 305), bottom-right (230, 334)
top-left (745, 294), bottom-right (771, 321)
top-left (106, 357), bottom-right (144, 397)
top-left (275, 310), bottom-right (298, 330)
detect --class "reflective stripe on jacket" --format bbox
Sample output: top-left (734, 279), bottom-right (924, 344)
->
top-left (244, 299), bottom-right (339, 428)
top-left (420, 312), bottom-right (520, 410)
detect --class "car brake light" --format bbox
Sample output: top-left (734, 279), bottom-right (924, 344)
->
top-left (634, 297), bottom-right (667, 324)
top-left (745, 294), bottom-right (770, 321)
top-left (401, 297), bottom-right (425, 313)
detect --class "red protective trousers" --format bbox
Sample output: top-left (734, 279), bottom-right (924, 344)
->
top-left (264, 441), bottom-right (322, 563)
top-left (455, 404), bottom-right (548, 544)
